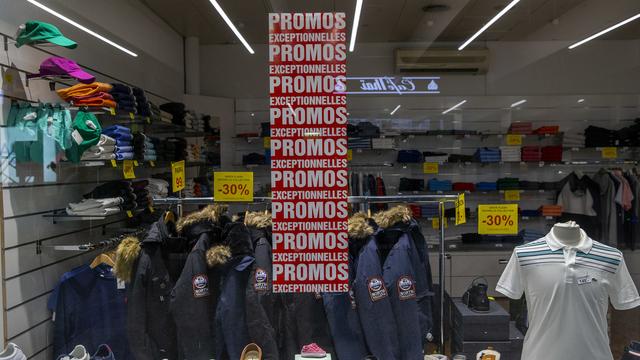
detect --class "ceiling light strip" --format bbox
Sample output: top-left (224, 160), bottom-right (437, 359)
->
top-left (390, 104), bottom-right (401, 115)
top-left (25, 0), bottom-right (138, 57)
top-left (569, 13), bottom-right (640, 49)
top-left (442, 99), bottom-right (467, 114)
top-left (208, 0), bottom-right (255, 54)
top-left (349, 0), bottom-right (364, 52)
top-left (458, 0), bottom-right (521, 51)
top-left (510, 99), bottom-right (527, 107)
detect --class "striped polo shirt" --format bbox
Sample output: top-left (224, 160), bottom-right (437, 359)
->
top-left (497, 230), bottom-right (640, 360)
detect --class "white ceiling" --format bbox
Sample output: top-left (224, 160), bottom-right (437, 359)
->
top-left (140, 0), bottom-right (640, 45)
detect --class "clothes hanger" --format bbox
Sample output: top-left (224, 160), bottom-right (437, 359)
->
top-left (90, 251), bottom-right (115, 268)
top-left (164, 209), bottom-right (176, 224)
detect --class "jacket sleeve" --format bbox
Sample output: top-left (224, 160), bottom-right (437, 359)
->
top-left (127, 254), bottom-right (157, 360)
top-left (52, 283), bottom-right (70, 357)
top-left (245, 266), bottom-right (280, 360)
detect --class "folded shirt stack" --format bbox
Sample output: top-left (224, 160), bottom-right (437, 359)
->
top-left (585, 125), bottom-right (618, 147)
top-left (349, 121), bottom-right (380, 137)
top-left (109, 83), bottom-right (137, 113)
top-left (348, 137), bottom-right (372, 149)
top-left (185, 111), bottom-right (205, 132)
top-left (475, 147), bottom-right (501, 163)
top-left (81, 180), bottom-right (138, 214)
top-left (149, 102), bottom-right (161, 123)
top-left (102, 125), bottom-right (134, 160)
top-left (508, 122), bottom-right (533, 134)
top-left (66, 197), bottom-right (123, 216)
top-left (540, 205), bottom-right (562, 217)
top-left (371, 138), bottom-right (395, 149)
top-left (186, 137), bottom-right (205, 162)
top-left (563, 133), bottom-right (585, 148)
top-left (541, 181), bottom-right (560, 191)
top-left (520, 209), bottom-right (541, 217)
top-left (421, 203), bottom-right (439, 218)
top-left (422, 151), bottom-right (449, 163)
top-left (243, 152), bottom-right (266, 165)
top-left (521, 146), bottom-right (541, 162)
top-left (476, 182), bottom-right (498, 191)
top-left (448, 153), bottom-right (475, 163)
top-left (80, 135), bottom-right (117, 160)
top-left (397, 150), bottom-right (423, 163)
top-left (453, 182), bottom-right (475, 192)
top-left (146, 178), bottom-right (169, 198)
top-left (160, 110), bottom-right (173, 124)
top-left (131, 180), bottom-right (150, 210)
top-left (160, 102), bottom-right (187, 126)
top-left (519, 181), bottom-right (541, 190)
top-left (541, 145), bottom-right (563, 162)
top-left (160, 137), bottom-right (187, 161)
top-left (500, 146), bottom-right (521, 162)
top-left (56, 82), bottom-right (115, 108)
top-left (617, 121), bottom-right (640, 146)
top-left (398, 178), bottom-right (424, 192)
top-left (497, 177), bottom-right (520, 190)
top-left (444, 207), bottom-right (470, 219)
top-left (519, 229), bottom-right (546, 243)
top-left (133, 133), bottom-right (157, 161)
top-left (533, 126), bottom-right (560, 135)
top-left (132, 87), bottom-right (151, 117)
top-left (427, 178), bottom-right (452, 192)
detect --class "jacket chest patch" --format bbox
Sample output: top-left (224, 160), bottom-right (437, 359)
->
top-left (367, 276), bottom-right (388, 302)
top-left (397, 275), bottom-right (416, 301)
top-left (254, 267), bottom-right (269, 292)
top-left (192, 274), bottom-right (210, 298)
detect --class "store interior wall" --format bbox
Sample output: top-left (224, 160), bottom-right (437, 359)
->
top-left (0, 2), bottom-right (230, 358)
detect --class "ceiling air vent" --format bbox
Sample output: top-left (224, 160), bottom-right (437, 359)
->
top-left (395, 48), bottom-right (489, 75)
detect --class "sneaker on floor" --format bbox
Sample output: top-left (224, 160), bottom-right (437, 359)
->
top-left (91, 345), bottom-right (115, 360)
top-left (301, 343), bottom-right (327, 358)
top-left (240, 343), bottom-right (262, 360)
top-left (56, 345), bottom-right (89, 360)
top-left (0, 343), bottom-right (27, 360)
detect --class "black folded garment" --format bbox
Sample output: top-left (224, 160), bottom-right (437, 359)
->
top-left (398, 177), bottom-right (425, 192)
top-left (519, 181), bottom-right (541, 190)
top-left (617, 120), bottom-right (640, 147)
top-left (243, 152), bottom-right (266, 165)
top-left (110, 83), bottom-right (132, 95)
top-left (261, 122), bottom-right (270, 137)
top-left (160, 102), bottom-right (186, 125)
top-left (120, 200), bottom-right (138, 211)
top-left (461, 233), bottom-right (483, 243)
top-left (584, 125), bottom-right (618, 147)
top-left (84, 181), bottom-right (132, 199)
top-left (354, 121), bottom-right (380, 137)
top-left (448, 154), bottom-right (475, 163)
top-left (444, 207), bottom-right (470, 218)
top-left (541, 181), bottom-right (560, 191)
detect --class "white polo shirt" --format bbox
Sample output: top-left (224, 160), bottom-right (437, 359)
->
top-left (497, 230), bottom-right (640, 360)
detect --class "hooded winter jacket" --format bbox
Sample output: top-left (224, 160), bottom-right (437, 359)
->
top-left (322, 213), bottom-right (370, 360)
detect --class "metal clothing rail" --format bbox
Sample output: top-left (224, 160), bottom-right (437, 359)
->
top-left (153, 194), bottom-right (459, 352)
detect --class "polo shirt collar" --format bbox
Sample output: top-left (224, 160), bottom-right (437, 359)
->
top-left (545, 228), bottom-right (592, 254)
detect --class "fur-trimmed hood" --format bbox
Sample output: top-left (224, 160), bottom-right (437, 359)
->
top-left (206, 245), bottom-right (232, 267)
top-left (373, 205), bottom-right (413, 229)
top-left (114, 236), bottom-right (141, 282)
top-left (348, 213), bottom-right (374, 240)
top-left (244, 211), bottom-right (271, 229)
top-left (176, 204), bottom-right (228, 233)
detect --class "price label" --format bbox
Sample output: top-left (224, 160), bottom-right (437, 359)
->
top-left (146, 117), bottom-right (151, 124)
top-left (126, 210), bottom-right (133, 218)
top-left (129, 112), bottom-right (135, 120)
top-left (123, 160), bottom-right (136, 179)
top-left (423, 162), bottom-right (439, 174)
top-left (601, 147), bottom-right (618, 159)
top-left (504, 190), bottom-right (520, 201)
top-left (506, 134), bottom-right (522, 145)
top-left (432, 217), bottom-right (448, 229)
top-left (171, 160), bottom-right (186, 192)
top-left (478, 204), bottom-right (518, 235)
top-left (109, 108), bottom-right (116, 116)
top-left (149, 160), bottom-right (156, 167)
top-left (133, 160), bottom-right (139, 167)
top-left (110, 159), bottom-right (117, 168)
top-left (148, 206), bottom-right (155, 213)
top-left (264, 137), bottom-right (271, 149)
top-left (347, 149), bottom-right (353, 161)
top-left (455, 193), bottom-right (466, 225)
top-left (214, 172), bottom-right (254, 202)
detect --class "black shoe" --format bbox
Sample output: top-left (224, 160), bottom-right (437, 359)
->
top-left (462, 277), bottom-right (491, 312)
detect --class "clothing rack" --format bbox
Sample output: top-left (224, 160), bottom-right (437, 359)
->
top-left (153, 194), bottom-right (459, 352)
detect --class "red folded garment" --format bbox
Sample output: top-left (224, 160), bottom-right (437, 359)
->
top-left (533, 126), bottom-right (560, 135)
top-left (541, 146), bottom-right (563, 161)
top-left (453, 182), bottom-right (475, 192)
top-left (409, 205), bottom-right (422, 218)
top-left (509, 122), bottom-right (533, 134)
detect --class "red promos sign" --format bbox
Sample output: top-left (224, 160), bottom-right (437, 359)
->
top-left (269, 13), bottom-right (349, 293)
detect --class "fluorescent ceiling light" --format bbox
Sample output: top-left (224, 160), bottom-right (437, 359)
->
top-left (25, 0), bottom-right (138, 57)
top-left (349, 0), bottom-right (364, 52)
top-left (577, 98), bottom-right (585, 103)
top-left (442, 99), bottom-right (467, 114)
top-left (390, 104), bottom-right (401, 115)
top-left (208, 0), bottom-right (255, 54)
top-left (569, 13), bottom-right (640, 49)
top-left (458, 0), bottom-right (521, 51)
top-left (510, 99), bottom-right (527, 108)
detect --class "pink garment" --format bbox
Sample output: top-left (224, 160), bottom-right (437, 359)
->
top-left (613, 170), bottom-right (634, 211)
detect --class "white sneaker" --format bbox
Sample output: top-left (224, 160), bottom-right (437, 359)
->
top-left (0, 343), bottom-right (26, 360)
top-left (57, 345), bottom-right (89, 360)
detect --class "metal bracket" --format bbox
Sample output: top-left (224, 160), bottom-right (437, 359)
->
top-left (49, 81), bottom-right (56, 91)
top-left (36, 240), bottom-right (42, 255)
top-left (3, 35), bottom-right (7, 52)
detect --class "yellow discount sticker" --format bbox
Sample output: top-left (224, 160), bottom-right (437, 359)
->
top-left (171, 160), bottom-right (186, 192)
top-left (109, 107), bottom-right (116, 116)
top-left (601, 147), bottom-right (618, 159)
top-left (478, 204), bottom-right (518, 234)
top-left (455, 193), bottom-right (466, 225)
top-left (129, 112), bottom-right (135, 120)
top-left (423, 162), bottom-right (439, 174)
top-left (123, 160), bottom-right (136, 179)
top-left (432, 217), bottom-right (448, 229)
top-left (504, 190), bottom-right (520, 201)
top-left (506, 134), bottom-right (522, 145)
top-left (263, 137), bottom-right (271, 149)
top-left (214, 172), bottom-right (254, 202)
top-left (347, 149), bottom-right (353, 161)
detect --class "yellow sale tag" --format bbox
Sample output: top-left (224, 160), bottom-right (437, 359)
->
top-left (264, 137), bottom-right (271, 149)
top-left (214, 172), bottom-right (254, 202)
top-left (126, 210), bottom-right (133, 218)
top-left (148, 206), bottom-right (155, 213)
top-left (146, 117), bottom-right (151, 124)
top-left (423, 162), bottom-right (439, 174)
top-left (478, 204), bottom-right (518, 234)
top-left (171, 160), bottom-right (186, 192)
top-left (123, 160), bottom-right (136, 179)
top-left (109, 107), bottom-right (116, 116)
top-left (133, 160), bottom-right (139, 166)
top-left (601, 147), bottom-right (618, 159)
top-left (432, 217), bottom-right (448, 229)
top-left (506, 134), bottom-right (522, 145)
top-left (347, 149), bottom-right (353, 161)
top-left (149, 160), bottom-right (156, 167)
top-left (455, 193), bottom-right (466, 225)
top-left (129, 112), bottom-right (135, 120)
top-left (110, 159), bottom-right (117, 168)
top-left (504, 190), bottom-right (520, 201)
